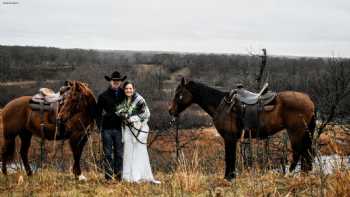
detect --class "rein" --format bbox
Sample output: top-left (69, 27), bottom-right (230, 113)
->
top-left (77, 117), bottom-right (92, 145)
top-left (124, 121), bottom-right (150, 145)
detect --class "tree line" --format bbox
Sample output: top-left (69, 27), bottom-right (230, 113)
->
top-left (0, 45), bottom-right (349, 128)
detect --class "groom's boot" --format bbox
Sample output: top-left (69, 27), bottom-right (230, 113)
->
top-left (105, 172), bottom-right (113, 181)
top-left (114, 171), bottom-right (122, 181)
top-left (104, 162), bottom-right (113, 181)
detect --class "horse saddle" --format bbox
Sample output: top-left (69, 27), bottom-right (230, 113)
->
top-left (235, 83), bottom-right (277, 131)
top-left (236, 84), bottom-right (276, 105)
top-left (30, 88), bottom-right (62, 111)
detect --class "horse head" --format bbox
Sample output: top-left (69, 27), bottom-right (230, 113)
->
top-left (57, 80), bottom-right (96, 124)
top-left (168, 77), bottom-right (194, 117)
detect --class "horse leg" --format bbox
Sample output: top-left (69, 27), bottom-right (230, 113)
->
top-left (69, 135), bottom-right (88, 179)
top-left (289, 151), bottom-right (301, 172)
top-left (19, 132), bottom-right (33, 176)
top-left (287, 129), bottom-right (302, 173)
top-left (300, 116), bottom-right (316, 172)
top-left (288, 127), bottom-right (313, 173)
top-left (300, 132), bottom-right (313, 172)
top-left (224, 139), bottom-right (237, 181)
top-left (1, 135), bottom-right (16, 175)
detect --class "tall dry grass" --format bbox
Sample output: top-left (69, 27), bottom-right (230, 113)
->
top-left (2, 157), bottom-right (350, 196)
top-left (1, 124), bottom-right (350, 196)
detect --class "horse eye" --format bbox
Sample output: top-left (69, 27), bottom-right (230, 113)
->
top-left (179, 95), bottom-right (183, 100)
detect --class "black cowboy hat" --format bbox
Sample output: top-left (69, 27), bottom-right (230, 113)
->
top-left (104, 71), bottom-right (127, 81)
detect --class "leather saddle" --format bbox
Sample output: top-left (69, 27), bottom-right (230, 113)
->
top-left (235, 83), bottom-right (276, 105)
top-left (30, 88), bottom-right (62, 111)
top-left (235, 83), bottom-right (276, 133)
top-left (29, 87), bottom-right (67, 138)
top-left (216, 83), bottom-right (277, 135)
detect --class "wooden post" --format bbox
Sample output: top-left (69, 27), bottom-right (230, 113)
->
top-left (256, 48), bottom-right (267, 90)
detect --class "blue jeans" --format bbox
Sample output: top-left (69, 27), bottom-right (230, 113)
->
top-left (101, 128), bottom-right (123, 180)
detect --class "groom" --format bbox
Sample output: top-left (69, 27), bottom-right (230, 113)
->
top-left (96, 71), bottom-right (126, 181)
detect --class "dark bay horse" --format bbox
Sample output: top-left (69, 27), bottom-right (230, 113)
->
top-left (1, 80), bottom-right (97, 179)
top-left (169, 78), bottom-right (316, 180)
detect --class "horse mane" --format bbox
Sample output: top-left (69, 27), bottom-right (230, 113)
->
top-left (69, 81), bottom-right (95, 98)
top-left (186, 80), bottom-right (227, 107)
top-left (76, 81), bottom-right (96, 101)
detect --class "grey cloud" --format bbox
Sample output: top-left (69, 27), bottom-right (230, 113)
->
top-left (0, 0), bottom-right (350, 57)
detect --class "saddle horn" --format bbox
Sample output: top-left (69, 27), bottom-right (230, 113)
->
top-left (258, 83), bottom-right (269, 96)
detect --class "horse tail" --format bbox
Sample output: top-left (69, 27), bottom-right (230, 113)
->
top-left (1, 131), bottom-right (16, 162)
top-left (1, 110), bottom-right (16, 162)
top-left (308, 112), bottom-right (316, 137)
top-left (307, 109), bottom-right (317, 159)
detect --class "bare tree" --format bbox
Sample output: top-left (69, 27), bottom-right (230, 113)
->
top-left (310, 57), bottom-right (350, 136)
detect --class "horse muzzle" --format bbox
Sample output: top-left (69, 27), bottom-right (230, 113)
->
top-left (168, 101), bottom-right (178, 117)
top-left (168, 108), bottom-right (179, 117)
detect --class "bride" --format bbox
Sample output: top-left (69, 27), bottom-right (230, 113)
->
top-left (115, 81), bottom-right (160, 184)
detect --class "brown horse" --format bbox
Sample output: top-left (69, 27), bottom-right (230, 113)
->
top-left (169, 78), bottom-right (316, 180)
top-left (1, 80), bottom-right (97, 179)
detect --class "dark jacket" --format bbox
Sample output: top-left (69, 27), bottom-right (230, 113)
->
top-left (96, 86), bottom-right (125, 130)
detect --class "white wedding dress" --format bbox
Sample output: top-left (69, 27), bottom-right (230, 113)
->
top-left (122, 116), bottom-right (160, 184)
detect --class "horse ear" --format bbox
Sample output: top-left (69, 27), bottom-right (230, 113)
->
top-left (181, 77), bottom-right (188, 86)
top-left (75, 83), bottom-right (82, 92)
top-left (64, 80), bottom-right (73, 87)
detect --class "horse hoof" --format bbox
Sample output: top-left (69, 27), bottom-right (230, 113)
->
top-left (78, 174), bottom-right (87, 181)
top-left (224, 176), bottom-right (235, 182)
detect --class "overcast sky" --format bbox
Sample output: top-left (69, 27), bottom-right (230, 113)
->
top-left (1, 0), bottom-right (350, 57)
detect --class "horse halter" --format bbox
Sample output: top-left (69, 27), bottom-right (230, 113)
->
top-left (170, 87), bottom-right (192, 117)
